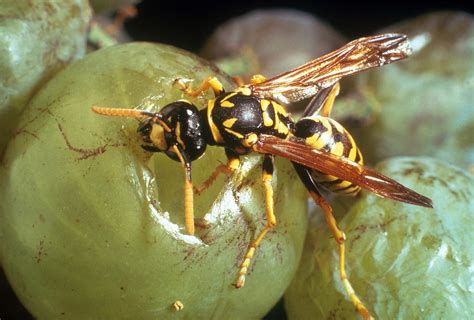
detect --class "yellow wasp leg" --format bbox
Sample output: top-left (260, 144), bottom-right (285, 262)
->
top-left (172, 145), bottom-right (195, 235)
top-left (293, 164), bottom-right (372, 320)
top-left (318, 81), bottom-right (340, 117)
top-left (235, 154), bottom-right (276, 288)
top-left (195, 149), bottom-right (240, 194)
top-left (311, 193), bottom-right (372, 320)
top-left (174, 76), bottom-right (225, 97)
top-left (303, 82), bottom-right (341, 118)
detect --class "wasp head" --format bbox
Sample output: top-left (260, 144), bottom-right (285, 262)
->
top-left (137, 116), bottom-right (172, 153)
top-left (91, 101), bottom-right (207, 162)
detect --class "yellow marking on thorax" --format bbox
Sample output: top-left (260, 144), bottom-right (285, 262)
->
top-left (260, 99), bottom-right (274, 127)
top-left (273, 102), bottom-right (291, 134)
top-left (273, 109), bottom-right (280, 129)
top-left (260, 99), bottom-right (271, 111)
top-left (221, 92), bottom-right (238, 102)
top-left (220, 100), bottom-right (235, 108)
top-left (207, 99), bottom-right (224, 144)
top-left (223, 118), bottom-right (238, 128)
top-left (277, 121), bottom-right (289, 135)
top-left (273, 102), bottom-right (289, 117)
top-left (236, 86), bottom-right (252, 96)
top-left (224, 127), bottom-right (244, 139)
top-left (263, 112), bottom-right (274, 127)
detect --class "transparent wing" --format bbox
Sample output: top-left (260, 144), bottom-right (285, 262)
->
top-left (254, 135), bottom-right (432, 208)
top-left (250, 33), bottom-right (411, 104)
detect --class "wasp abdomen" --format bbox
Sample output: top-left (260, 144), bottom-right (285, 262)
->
top-left (294, 116), bottom-right (363, 195)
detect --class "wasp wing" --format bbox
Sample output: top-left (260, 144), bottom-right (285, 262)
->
top-left (250, 33), bottom-right (411, 104)
top-left (254, 135), bottom-right (432, 208)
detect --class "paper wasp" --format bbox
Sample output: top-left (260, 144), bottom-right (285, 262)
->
top-left (92, 34), bottom-right (432, 319)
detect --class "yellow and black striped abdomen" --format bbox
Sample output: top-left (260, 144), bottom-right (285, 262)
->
top-left (294, 116), bottom-right (363, 196)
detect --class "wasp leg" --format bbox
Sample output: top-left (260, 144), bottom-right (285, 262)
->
top-left (195, 148), bottom-right (240, 194)
top-left (303, 82), bottom-right (341, 117)
top-left (293, 163), bottom-right (372, 320)
top-left (172, 145), bottom-right (195, 235)
top-left (235, 154), bottom-right (276, 288)
top-left (174, 76), bottom-right (225, 97)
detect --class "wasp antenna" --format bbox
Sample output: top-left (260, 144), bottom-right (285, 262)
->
top-left (91, 106), bottom-right (155, 119)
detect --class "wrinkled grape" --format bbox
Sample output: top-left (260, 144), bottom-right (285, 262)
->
top-left (0, 42), bottom-right (307, 319)
top-left (0, 0), bottom-right (91, 156)
top-left (202, 9), bottom-right (345, 80)
top-left (334, 12), bottom-right (474, 168)
top-left (285, 157), bottom-right (473, 319)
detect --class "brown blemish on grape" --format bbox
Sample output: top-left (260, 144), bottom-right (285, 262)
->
top-left (12, 106), bottom-right (56, 142)
top-left (13, 129), bottom-right (40, 141)
top-left (57, 123), bottom-right (126, 160)
top-left (349, 216), bottom-right (400, 249)
top-left (396, 160), bottom-right (468, 202)
top-left (235, 176), bottom-right (256, 193)
top-left (328, 300), bottom-right (345, 320)
top-left (35, 239), bottom-right (47, 264)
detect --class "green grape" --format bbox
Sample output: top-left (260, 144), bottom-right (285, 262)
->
top-left (0, 42), bottom-right (308, 319)
top-left (0, 0), bottom-right (92, 156)
top-left (334, 12), bottom-right (474, 168)
top-left (202, 9), bottom-right (345, 81)
top-left (285, 157), bottom-right (473, 319)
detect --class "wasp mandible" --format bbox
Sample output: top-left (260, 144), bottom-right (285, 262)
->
top-left (92, 34), bottom-right (432, 320)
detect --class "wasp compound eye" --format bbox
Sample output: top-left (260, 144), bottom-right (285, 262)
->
top-left (137, 119), bottom-right (152, 138)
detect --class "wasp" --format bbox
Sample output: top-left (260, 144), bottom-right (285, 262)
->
top-left (92, 34), bottom-right (432, 319)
